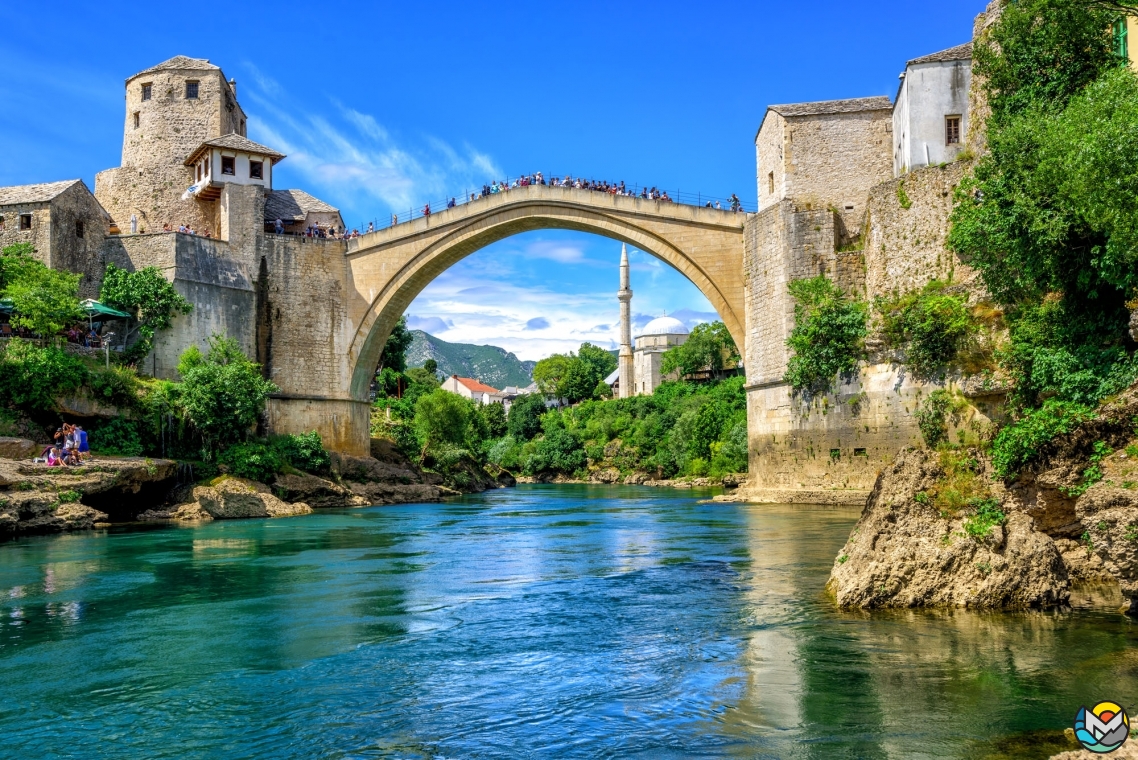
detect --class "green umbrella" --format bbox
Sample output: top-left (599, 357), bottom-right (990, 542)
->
top-left (79, 299), bottom-right (131, 331)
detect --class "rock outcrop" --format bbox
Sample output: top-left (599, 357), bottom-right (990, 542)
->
top-left (0, 455), bottom-right (178, 536)
top-left (190, 477), bottom-right (312, 519)
top-left (827, 449), bottom-right (1070, 609)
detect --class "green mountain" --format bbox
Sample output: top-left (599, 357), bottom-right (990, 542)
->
top-left (406, 330), bottom-right (536, 389)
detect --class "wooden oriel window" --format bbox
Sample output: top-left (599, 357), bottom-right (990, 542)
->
top-left (249, 160), bottom-right (263, 180)
top-left (946, 115), bottom-right (962, 145)
top-left (221, 156), bottom-right (235, 176)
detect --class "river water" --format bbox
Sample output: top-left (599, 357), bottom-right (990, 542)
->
top-left (2, 484), bottom-right (1137, 759)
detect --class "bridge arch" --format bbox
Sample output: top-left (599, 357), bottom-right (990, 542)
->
top-left (344, 186), bottom-right (748, 401)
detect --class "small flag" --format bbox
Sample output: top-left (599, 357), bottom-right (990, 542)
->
top-left (181, 185), bottom-right (199, 200)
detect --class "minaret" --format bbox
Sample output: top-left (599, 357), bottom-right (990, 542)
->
top-left (617, 243), bottom-right (635, 399)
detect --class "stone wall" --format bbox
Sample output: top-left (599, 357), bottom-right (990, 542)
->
top-left (863, 161), bottom-right (980, 302)
top-left (755, 110), bottom-right (787, 212)
top-left (95, 164), bottom-right (219, 236)
top-left (0, 205), bottom-right (52, 265)
top-left (49, 182), bottom-right (112, 298)
top-left (759, 110), bottom-right (894, 238)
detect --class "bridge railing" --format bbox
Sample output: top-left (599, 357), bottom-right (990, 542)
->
top-left (346, 177), bottom-right (757, 233)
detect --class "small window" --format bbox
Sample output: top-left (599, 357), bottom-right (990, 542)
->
top-left (768, 171), bottom-right (775, 195)
top-left (133, 112), bottom-right (140, 129)
top-left (830, 448), bottom-right (841, 461)
top-left (0, 216), bottom-right (5, 230)
top-left (854, 448), bottom-right (868, 457)
top-left (141, 83), bottom-right (152, 101)
top-left (946, 115), bottom-right (962, 145)
top-left (240, 119), bottom-right (245, 135)
top-left (75, 220), bottom-right (84, 238)
top-left (19, 214), bottom-right (32, 231)
top-left (844, 204), bottom-right (855, 211)
top-left (196, 163), bottom-right (202, 182)
top-left (249, 160), bottom-right (263, 180)
top-left (185, 80), bottom-right (199, 99)
top-left (221, 156), bottom-right (235, 175)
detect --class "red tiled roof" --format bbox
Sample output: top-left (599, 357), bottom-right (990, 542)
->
top-left (454, 376), bottom-right (500, 394)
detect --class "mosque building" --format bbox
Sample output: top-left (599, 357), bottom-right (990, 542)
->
top-left (608, 244), bottom-right (690, 398)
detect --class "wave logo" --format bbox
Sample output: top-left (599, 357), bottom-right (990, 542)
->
top-left (1074, 701), bottom-right (1130, 753)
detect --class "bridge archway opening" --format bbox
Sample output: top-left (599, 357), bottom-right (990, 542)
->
top-left (346, 190), bottom-right (748, 401)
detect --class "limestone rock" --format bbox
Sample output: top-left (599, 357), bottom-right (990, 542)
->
top-left (190, 477), bottom-right (312, 519)
top-left (828, 449), bottom-right (1069, 609)
top-left (0, 492), bottom-right (109, 534)
top-left (273, 471), bottom-right (368, 508)
top-left (1076, 486), bottom-right (1138, 607)
top-left (0, 437), bottom-right (39, 460)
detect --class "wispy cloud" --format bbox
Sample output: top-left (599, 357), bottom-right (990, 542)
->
top-left (525, 317), bottom-right (551, 330)
top-left (240, 64), bottom-right (500, 223)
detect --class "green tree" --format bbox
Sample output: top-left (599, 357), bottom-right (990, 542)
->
top-left (100, 264), bottom-right (193, 358)
top-left (578, 343), bottom-right (617, 383)
top-left (0, 243), bottom-right (36, 289)
top-left (405, 366), bottom-right (440, 387)
top-left (423, 358), bottom-right (438, 375)
top-left (4, 261), bottom-right (81, 338)
top-left (478, 401), bottom-right (508, 438)
top-left (379, 316), bottom-right (413, 373)
top-left (533, 353), bottom-right (572, 401)
top-left (661, 321), bottom-right (740, 378)
top-left (783, 276), bottom-right (867, 396)
top-left (507, 393), bottom-right (547, 441)
top-left (178, 335), bottom-right (279, 455)
top-left (413, 387), bottom-right (473, 457)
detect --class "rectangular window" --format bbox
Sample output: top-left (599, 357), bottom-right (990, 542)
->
top-left (75, 220), bottom-right (84, 238)
top-left (946, 115), bottom-right (962, 145)
top-left (830, 448), bottom-right (841, 461)
top-left (185, 80), bottom-right (199, 99)
top-left (133, 112), bottom-right (140, 129)
top-left (1115, 17), bottom-right (1129, 60)
top-left (854, 448), bottom-right (868, 457)
top-left (249, 160), bottom-right (263, 180)
top-left (221, 156), bottom-right (235, 175)
top-left (196, 163), bottom-right (202, 182)
top-left (19, 214), bottom-right (31, 231)
top-left (0, 216), bottom-right (5, 231)
top-left (141, 83), bottom-right (152, 101)
top-left (768, 171), bottom-right (774, 195)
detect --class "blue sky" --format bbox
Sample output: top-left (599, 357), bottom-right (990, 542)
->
top-left (0, 0), bottom-right (983, 360)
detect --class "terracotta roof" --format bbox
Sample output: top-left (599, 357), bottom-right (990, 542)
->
top-left (908, 43), bottom-right (973, 67)
top-left (184, 133), bottom-right (285, 166)
top-left (129, 56), bottom-right (219, 81)
top-left (453, 376), bottom-right (501, 395)
top-left (265, 189), bottom-right (340, 222)
top-left (0, 179), bottom-right (83, 206)
top-left (768, 96), bottom-right (893, 119)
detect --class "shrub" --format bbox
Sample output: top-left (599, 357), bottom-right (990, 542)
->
top-left (273, 431), bottom-right (331, 474)
top-left (915, 390), bottom-right (959, 449)
top-left (990, 400), bottom-right (1097, 479)
top-left (87, 364), bottom-right (143, 409)
top-left (88, 417), bottom-right (145, 457)
top-left (507, 393), bottom-right (547, 441)
top-left (178, 336), bottom-right (278, 455)
top-left (963, 497), bottom-right (1007, 538)
top-left (219, 442), bottom-right (283, 482)
top-left (784, 276), bottom-right (868, 396)
top-left (527, 427), bottom-right (586, 476)
top-left (709, 420), bottom-right (749, 475)
top-left (4, 262), bottom-right (81, 338)
top-left (414, 388), bottom-right (473, 457)
top-left (0, 340), bottom-right (87, 412)
top-left (877, 281), bottom-right (977, 379)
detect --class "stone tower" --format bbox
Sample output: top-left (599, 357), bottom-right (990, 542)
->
top-left (95, 56), bottom-right (248, 235)
top-left (617, 243), bottom-right (634, 399)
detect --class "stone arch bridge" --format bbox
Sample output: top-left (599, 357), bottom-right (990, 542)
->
top-left (259, 184), bottom-right (747, 455)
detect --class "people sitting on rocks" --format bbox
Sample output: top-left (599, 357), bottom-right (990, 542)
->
top-left (45, 447), bottom-right (65, 467)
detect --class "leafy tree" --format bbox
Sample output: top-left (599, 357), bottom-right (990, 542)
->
top-left (578, 343), bottom-right (617, 383)
top-left (272, 431), bottom-right (331, 474)
top-left (0, 243), bottom-right (36, 289)
top-left (661, 321), bottom-right (740, 378)
top-left (423, 358), bottom-right (438, 375)
top-left (379, 316), bottom-right (413, 373)
top-left (178, 335), bottom-right (279, 455)
top-left (876, 280), bottom-right (977, 380)
top-left (507, 393), bottom-right (547, 440)
top-left (478, 402), bottom-right (508, 439)
top-left (404, 366), bottom-right (440, 387)
top-left (100, 264), bottom-right (192, 358)
top-left (4, 261), bottom-right (81, 338)
top-left (783, 276), bottom-right (867, 396)
top-left (413, 387), bottom-right (473, 458)
top-left (0, 339), bottom-right (86, 412)
top-left (533, 353), bottom-right (572, 401)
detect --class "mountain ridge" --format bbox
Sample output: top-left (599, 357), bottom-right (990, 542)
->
top-left (405, 330), bottom-right (536, 389)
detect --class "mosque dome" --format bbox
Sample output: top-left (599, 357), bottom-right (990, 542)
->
top-left (637, 315), bottom-right (688, 337)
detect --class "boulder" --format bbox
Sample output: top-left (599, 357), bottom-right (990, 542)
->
top-left (0, 491), bottom-right (109, 534)
top-left (0, 437), bottom-right (39, 460)
top-left (1076, 486), bottom-right (1138, 607)
top-left (828, 449), bottom-right (1070, 610)
top-left (273, 471), bottom-right (368, 508)
top-left (189, 477), bottom-right (312, 519)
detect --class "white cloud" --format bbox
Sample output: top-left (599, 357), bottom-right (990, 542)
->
top-left (240, 65), bottom-right (501, 223)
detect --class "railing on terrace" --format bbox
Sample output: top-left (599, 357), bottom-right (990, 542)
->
top-left (339, 177), bottom-right (757, 233)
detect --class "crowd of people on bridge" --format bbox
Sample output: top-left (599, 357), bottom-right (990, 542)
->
top-left (409, 173), bottom-right (745, 221)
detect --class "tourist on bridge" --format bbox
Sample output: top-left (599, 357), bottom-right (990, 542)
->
top-left (447, 198), bottom-right (456, 209)
top-left (423, 203), bottom-right (431, 217)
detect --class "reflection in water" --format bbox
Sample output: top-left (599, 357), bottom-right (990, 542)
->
top-left (0, 485), bottom-right (1136, 759)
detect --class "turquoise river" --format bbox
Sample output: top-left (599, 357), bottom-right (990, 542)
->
top-left (2, 484), bottom-right (1138, 759)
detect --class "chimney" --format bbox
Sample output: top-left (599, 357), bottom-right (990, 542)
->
top-left (229, 78), bottom-right (237, 98)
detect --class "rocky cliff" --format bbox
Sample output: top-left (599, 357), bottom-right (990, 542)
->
top-left (829, 387), bottom-right (1138, 611)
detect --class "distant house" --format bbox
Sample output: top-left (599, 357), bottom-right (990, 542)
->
top-left (441, 375), bottom-right (503, 405)
top-left (264, 188), bottom-right (345, 235)
top-left (892, 43), bottom-right (973, 176)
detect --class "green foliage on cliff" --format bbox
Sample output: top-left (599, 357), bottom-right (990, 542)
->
top-left (877, 280), bottom-right (977, 380)
top-left (915, 390), bottom-right (959, 449)
top-left (784, 276), bottom-right (868, 396)
top-left (990, 400), bottom-right (1097, 479)
top-left (219, 441), bottom-right (283, 482)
